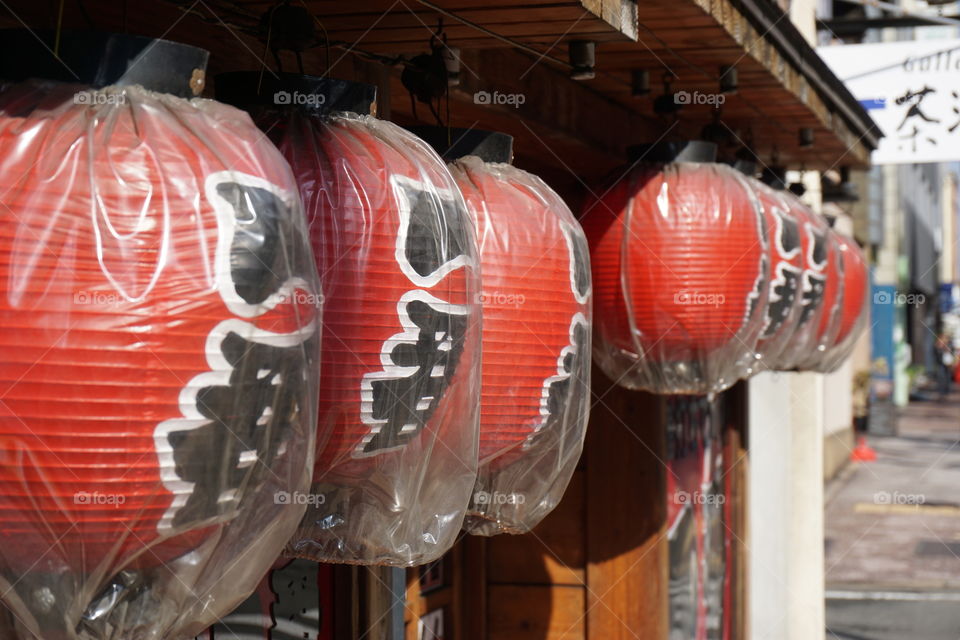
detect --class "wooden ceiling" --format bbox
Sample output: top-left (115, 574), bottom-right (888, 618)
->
top-left (212, 0), bottom-right (878, 170)
top-left (0, 0), bottom-right (879, 190)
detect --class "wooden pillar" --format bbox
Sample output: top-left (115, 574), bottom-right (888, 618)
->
top-left (585, 366), bottom-right (669, 639)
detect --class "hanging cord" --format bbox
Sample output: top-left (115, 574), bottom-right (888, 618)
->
top-left (257, 4), bottom-right (275, 94)
top-left (410, 0), bottom-right (571, 69)
top-left (53, 0), bottom-right (65, 58)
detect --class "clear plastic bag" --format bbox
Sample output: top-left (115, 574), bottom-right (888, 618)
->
top-left (581, 162), bottom-right (768, 395)
top-left (448, 157), bottom-right (591, 536)
top-left (798, 230), bottom-right (844, 369)
top-left (775, 195), bottom-right (835, 371)
top-left (247, 106), bottom-right (481, 566)
top-left (820, 234), bottom-right (869, 372)
top-left (746, 178), bottom-right (805, 373)
top-left (0, 81), bottom-right (320, 639)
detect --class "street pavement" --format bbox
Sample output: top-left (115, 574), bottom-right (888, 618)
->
top-left (825, 388), bottom-right (960, 639)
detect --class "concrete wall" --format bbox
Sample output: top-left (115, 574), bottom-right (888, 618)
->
top-left (821, 211), bottom-right (859, 480)
top-left (748, 372), bottom-right (792, 640)
top-left (748, 372), bottom-right (826, 640)
top-left (823, 359), bottom-right (855, 480)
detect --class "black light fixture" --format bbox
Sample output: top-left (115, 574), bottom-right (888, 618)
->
top-left (700, 108), bottom-right (733, 147)
top-left (822, 166), bottom-right (858, 203)
top-left (653, 72), bottom-right (681, 116)
top-left (799, 127), bottom-right (814, 148)
top-left (631, 69), bottom-right (650, 97)
top-left (733, 146), bottom-right (759, 176)
top-left (760, 165), bottom-right (788, 190)
top-left (719, 65), bottom-right (738, 94)
top-left (569, 41), bottom-right (596, 80)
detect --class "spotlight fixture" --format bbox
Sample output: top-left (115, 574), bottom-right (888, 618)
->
top-left (719, 65), bottom-right (738, 94)
top-left (653, 72), bottom-right (682, 116)
top-left (799, 127), bottom-right (814, 148)
top-left (631, 69), bottom-right (650, 97)
top-left (700, 109), bottom-right (732, 146)
top-left (760, 165), bottom-right (788, 190)
top-left (443, 46), bottom-right (462, 87)
top-left (569, 41), bottom-right (596, 81)
top-left (822, 166), bottom-right (858, 202)
top-left (733, 146), bottom-right (759, 176)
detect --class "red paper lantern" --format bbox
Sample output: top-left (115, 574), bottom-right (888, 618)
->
top-left (449, 156), bottom-right (591, 535)
top-left (791, 227), bottom-right (843, 371)
top-left (0, 82), bottom-right (319, 574)
top-left (582, 161), bottom-right (767, 394)
top-left (259, 106), bottom-right (481, 565)
top-left (776, 196), bottom-right (833, 370)
top-left (821, 234), bottom-right (869, 371)
top-left (748, 179), bottom-right (804, 370)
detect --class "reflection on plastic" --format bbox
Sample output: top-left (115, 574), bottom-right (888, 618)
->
top-left (747, 178), bottom-right (805, 373)
top-left (820, 234), bottom-right (869, 373)
top-left (0, 81), bottom-right (320, 640)
top-left (581, 162), bottom-right (768, 395)
top-left (449, 157), bottom-right (592, 536)
top-left (258, 109), bottom-right (481, 566)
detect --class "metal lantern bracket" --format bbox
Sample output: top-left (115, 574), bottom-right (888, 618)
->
top-left (627, 140), bottom-right (718, 163)
top-left (216, 71), bottom-right (378, 117)
top-left (406, 126), bottom-right (514, 164)
top-left (0, 30), bottom-right (209, 98)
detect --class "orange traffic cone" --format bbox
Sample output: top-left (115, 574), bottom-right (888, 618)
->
top-left (851, 436), bottom-right (877, 462)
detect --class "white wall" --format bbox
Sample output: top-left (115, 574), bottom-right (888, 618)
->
top-left (748, 371), bottom-right (825, 640)
top-left (823, 359), bottom-right (853, 437)
top-left (748, 372), bottom-right (793, 640)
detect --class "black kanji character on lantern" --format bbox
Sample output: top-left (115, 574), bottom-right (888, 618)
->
top-left (168, 331), bottom-right (315, 527)
top-left (561, 221), bottom-right (592, 303)
top-left (526, 315), bottom-right (590, 453)
top-left (360, 292), bottom-right (468, 455)
top-left (214, 180), bottom-right (315, 306)
top-left (763, 207), bottom-right (802, 337)
top-left (798, 226), bottom-right (828, 325)
top-left (765, 267), bottom-right (802, 337)
top-left (157, 173), bottom-right (318, 531)
top-left (746, 204), bottom-right (770, 324)
top-left (392, 174), bottom-right (472, 288)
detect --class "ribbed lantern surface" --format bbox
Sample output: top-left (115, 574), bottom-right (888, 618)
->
top-left (748, 178), bottom-right (804, 369)
top-left (450, 156), bottom-right (591, 535)
top-left (0, 82), bottom-right (319, 573)
top-left (270, 111), bottom-right (481, 566)
top-left (777, 194), bottom-right (832, 370)
top-left (582, 162), bottom-right (767, 394)
top-left (821, 234), bottom-right (869, 372)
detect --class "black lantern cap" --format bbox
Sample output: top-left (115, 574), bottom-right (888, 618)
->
top-left (627, 140), bottom-right (718, 163)
top-left (215, 71), bottom-right (377, 117)
top-left (406, 126), bottom-right (514, 164)
top-left (0, 30), bottom-right (208, 98)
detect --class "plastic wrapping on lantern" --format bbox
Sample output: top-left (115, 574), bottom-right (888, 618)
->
top-left (581, 162), bottom-right (768, 395)
top-left (0, 81), bottom-right (320, 639)
top-left (820, 234), bottom-right (869, 372)
top-left (447, 157), bottom-right (591, 536)
top-left (783, 217), bottom-right (844, 371)
top-left (746, 178), bottom-right (805, 372)
top-left (250, 108), bottom-right (481, 566)
top-left (775, 194), bottom-right (835, 371)
top-left (799, 231), bottom-right (844, 369)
